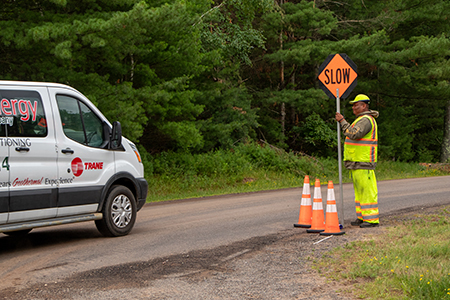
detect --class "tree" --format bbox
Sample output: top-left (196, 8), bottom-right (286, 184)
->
top-left (3, 0), bottom-right (450, 162)
top-left (325, 0), bottom-right (450, 162)
top-left (0, 0), bottom-right (274, 153)
top-left (243, 0), bottom-right (450, 161)
top-left (242, 0), bottom-right (344, 155)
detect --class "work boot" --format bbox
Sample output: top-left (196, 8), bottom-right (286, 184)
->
top-left (351, 219), bottom-right (363, 226)
top-left (360, 222), bottom-right (379, 228)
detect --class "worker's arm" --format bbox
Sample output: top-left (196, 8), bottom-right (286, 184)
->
top-left (336, 115), bottom-right (372, 140)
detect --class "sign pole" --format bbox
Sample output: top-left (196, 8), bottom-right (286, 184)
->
top-left (336, 88), bottom-right (344, 226)
top-left (317, 53), bottom-right (357, 228)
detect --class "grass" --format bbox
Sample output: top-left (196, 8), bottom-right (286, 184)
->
top-left (315, 207), bottom-right (450, 299)
top-left (146, 169), bottom-right (311, 202)
top-left (142, 142), bottom-right (449, 202)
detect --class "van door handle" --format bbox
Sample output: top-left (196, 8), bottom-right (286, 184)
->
top-left (15, 147), bottom-right (30, 152)
top-left (61, 148), bottom-right (74, 154)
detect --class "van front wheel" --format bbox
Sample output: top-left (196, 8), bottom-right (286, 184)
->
top-left (95, 185), bottom-right (137, 237)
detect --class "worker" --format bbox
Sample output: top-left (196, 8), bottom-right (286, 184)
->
top-left (335, 94), bottom-right (380, 228)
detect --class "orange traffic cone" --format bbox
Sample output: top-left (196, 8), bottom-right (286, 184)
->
top-left (320, 181), bottom-right (345, 236)
top-left (306, 178), bottom-right (325, 233)
top-left (294, 175), bottom-right (312, 228)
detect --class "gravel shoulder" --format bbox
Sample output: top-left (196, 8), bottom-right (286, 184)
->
top-left (1, 204), bottom-right (445, 300)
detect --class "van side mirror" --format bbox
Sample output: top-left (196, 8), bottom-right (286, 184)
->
top-left (110, 121), bottom-right (122, 149)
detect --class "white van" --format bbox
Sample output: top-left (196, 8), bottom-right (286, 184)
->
top-left (0, 81), bottom-right (148, 237)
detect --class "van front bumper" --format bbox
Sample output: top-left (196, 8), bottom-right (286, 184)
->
top-left (136, 177), bottom-right (148, 211)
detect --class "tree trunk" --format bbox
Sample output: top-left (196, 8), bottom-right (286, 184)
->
top-left (278, 0), bottom-right (285, 138)
top-left (130, 54), bottom-right (135, 82)
top-left (281, 102), bottom-right (286, 136)
top-left (440, 99), bottom-right (450, 162)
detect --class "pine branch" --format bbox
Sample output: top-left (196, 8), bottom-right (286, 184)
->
top-left (193, 2), bottom-right (225, 27)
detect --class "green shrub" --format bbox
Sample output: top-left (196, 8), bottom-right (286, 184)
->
top-left (141, 141), bottom-right (448, 202)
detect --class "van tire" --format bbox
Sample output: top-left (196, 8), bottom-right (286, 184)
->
top-left (95, 185), bottom-right (137, 237)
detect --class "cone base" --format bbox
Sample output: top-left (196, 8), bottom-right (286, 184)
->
top-left (294, 223), bottom-right (311, 228)
top-left (320, 231), bottom-right (345, 236)
top-left (306, 229), bottom-right (324, 233)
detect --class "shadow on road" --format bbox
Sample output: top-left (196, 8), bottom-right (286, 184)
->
top-left (0, 227), bottom-right (102, 253)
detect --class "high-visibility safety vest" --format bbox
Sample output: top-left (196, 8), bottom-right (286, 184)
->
top-left (344, 115), bottom-right (378, 163)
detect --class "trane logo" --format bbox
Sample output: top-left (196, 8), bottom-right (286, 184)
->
top-left (85, 162), bottom-right (104, 170)
top-left (71, 157), bottom-right (104, 177)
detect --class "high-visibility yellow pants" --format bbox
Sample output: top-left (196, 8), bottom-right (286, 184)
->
top-left (350, 169), bottom-right (379, 224)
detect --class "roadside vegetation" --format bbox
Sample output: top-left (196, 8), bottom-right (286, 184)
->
top-left (315, 207), bottom-right (450, 299)
top-left (144, 142), bottom-right (449, 202)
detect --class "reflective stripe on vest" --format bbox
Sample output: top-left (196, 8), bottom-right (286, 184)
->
top-left (344, 115), bottom-right (378, 163)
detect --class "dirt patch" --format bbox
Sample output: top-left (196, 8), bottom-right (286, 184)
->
top-left (1, 204), bottom-right (447, 300)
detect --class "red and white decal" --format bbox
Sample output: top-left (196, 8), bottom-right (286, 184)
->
top-left (1, 98), bottom-right (38, 122)
top-left (84, 162), bottom-right (103, 170)
top-left (71, 157), bottom-right (104, 177)
top-left (71, 157), bottom-right (84, 177)
top-left (12, 177), bottom-right (43, 187)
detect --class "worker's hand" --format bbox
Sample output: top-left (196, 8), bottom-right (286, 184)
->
top-left (335, 112), bottom-right (344, 122)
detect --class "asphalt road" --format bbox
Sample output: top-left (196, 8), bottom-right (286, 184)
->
top-left (1, 175), bottom-right (449, 292)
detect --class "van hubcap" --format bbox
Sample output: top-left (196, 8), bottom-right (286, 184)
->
top-left (111, 194), bottom-right (132, 228)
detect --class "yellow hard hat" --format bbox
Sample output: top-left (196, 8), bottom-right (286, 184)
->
top-left (350, 94), bottom-right (370, 104)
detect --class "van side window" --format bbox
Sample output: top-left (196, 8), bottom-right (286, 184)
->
top-left (0, 90), bottom-right (47, 137)
top-left (56, 95), bottom-right (105, 147)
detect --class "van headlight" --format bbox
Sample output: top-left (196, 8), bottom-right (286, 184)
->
top-left (129, 143), bottom-right (142, 163)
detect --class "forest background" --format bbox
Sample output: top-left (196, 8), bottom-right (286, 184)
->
top-left (1, 0), bottom-right (450, 199)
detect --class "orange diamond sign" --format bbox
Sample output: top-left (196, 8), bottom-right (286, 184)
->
top-left (318, 53), bottom-right (357, 99)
